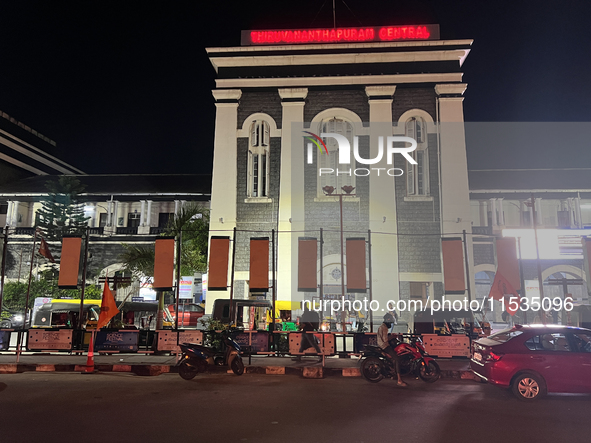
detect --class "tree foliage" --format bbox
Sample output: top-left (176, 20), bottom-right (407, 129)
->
top-left (120, 202), bottom-right (210, 280)
top-left (36, 176), bottom-right (90, 240)
top-left (2, 279), bottom-right (102, 310)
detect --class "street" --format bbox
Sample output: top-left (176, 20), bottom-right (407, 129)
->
top-left (0, 372), bottom-right (589, 443)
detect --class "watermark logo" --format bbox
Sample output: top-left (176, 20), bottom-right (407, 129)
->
top-left (303, 132), bottom-right (417, 177)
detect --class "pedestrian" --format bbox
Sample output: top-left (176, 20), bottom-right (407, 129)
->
top-left (297, 305), bottom-right (322, 361)
top-left (377, 313), bottom-right (407, 386)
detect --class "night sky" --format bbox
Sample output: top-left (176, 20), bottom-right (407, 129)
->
top-left (1, 1), bottom-right (590, 175)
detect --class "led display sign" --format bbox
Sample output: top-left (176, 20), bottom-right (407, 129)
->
top-left (242, 25), bottom-right (439, 45)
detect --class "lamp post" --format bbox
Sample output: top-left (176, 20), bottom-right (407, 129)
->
top-left (322, 185), bottom-right (355, 328)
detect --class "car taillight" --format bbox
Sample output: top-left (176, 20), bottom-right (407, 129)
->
top-left (486, 351), bottom-right (504, 362)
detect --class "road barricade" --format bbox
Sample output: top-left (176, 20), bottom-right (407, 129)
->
top-left (95, 329), bottom-right (139, 353)
top-left (28, 328), bottom-right (73, 351)
top-left (157, 330), bottom-right (203, 353)
top-left (289, 332), bottom-right (335, 356)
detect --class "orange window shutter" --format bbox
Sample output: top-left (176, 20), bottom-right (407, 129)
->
top-left (58, 236), bottom-right (82, 289)
top-left (153, 238), bottom-right (175, 290)
top-left (346, 238), bottom-right (366, 293)
top-left (208, 237), bottom-right (230, 291)
top-left (298, 238), bottom-right (317, 292)
top-left (442, 238), bottom-right (465, 294)
top-left (249, 238), bottom-right (269, 292)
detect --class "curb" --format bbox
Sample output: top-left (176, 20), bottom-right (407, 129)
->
top-left (0, 363), bottom-right (474, 380)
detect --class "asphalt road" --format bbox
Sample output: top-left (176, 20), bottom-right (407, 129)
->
top-left (0, 372), bottom-right (589, 443)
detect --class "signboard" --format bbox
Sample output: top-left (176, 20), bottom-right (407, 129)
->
top-left (27, 329), bottom-right (73, 351)
top-left (242, 25), bottom-right (439, 45)
top-left (230, 331), bottom-right (270, 353)
top-left (179, 276), bottom-right (194, 300)
top-left (193, 273), bottom-right (203, 300)
top-left (132, 297), bottom-right (144, 302)
top-left (157, 330), bottom-right (203, 352)
top-left (421, 334), bottom-right (471, 358)
top-left (94, 329), bottom-right (139, 352)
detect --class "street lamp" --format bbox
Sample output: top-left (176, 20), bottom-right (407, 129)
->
top-left (322, 185), bottom-right (355, 329)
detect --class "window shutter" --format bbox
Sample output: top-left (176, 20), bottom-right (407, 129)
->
top-left (248, 150), bottom-right (253, 197)
top-left (251, 122), bottom-right (258, 147)
top-left (416, 119), bottom-right (424, 143)
top-left (406, 119), bottom-right (415, 139)
top-left (262, 121), bottom-right (270, 147)
top-left (407, 157), bottom-right (415, 195)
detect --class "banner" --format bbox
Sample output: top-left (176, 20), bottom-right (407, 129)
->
top-left (153, 238), bottom-right (175, 290)
top-left (208, 237), bottom-right (230, 290)
top-left (249, 238), bottom-right (269, 292)
top-left (179, 276), bottom-right (194, 299)
top-left (346, 238), bottom-right (366, 292)
top-left (488, 237), bottom-right (521, 315)
top-left (298, 238), bottom-right (317, 292)
top-left (441, 238), bottom-right (465, 294)
top-left (58, 236), bottom-right (82, 289)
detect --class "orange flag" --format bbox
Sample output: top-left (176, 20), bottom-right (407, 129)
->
top-left (489, 271), bottom-right (521, 316)
top-left (38, 237), bottom-right (55, 263)
top-left (97, 281), bottom-right (119, 329)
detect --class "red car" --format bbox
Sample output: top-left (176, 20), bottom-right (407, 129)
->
top-left (471, 324), bottom-right (591, 401)
top-left (168, 303), bottom-right (205, 327)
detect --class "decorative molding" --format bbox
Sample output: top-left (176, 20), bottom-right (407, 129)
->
top-left (212, 89), bottom-right (242, 101)
top-left (365, 85), bottom-right (397, 98)
top-left (278, 88), bottom-right (308, 100)
top-left (435, 83), bottom-right (467, 96)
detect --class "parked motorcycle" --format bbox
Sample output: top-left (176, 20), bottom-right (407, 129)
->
top-left (360, 335), bottom-right (440, 383)
top-left (177, 331), bottom-right (244, 380)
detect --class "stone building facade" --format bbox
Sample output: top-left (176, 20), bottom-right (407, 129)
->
top-left (206, 28), bottom-right (474, 323)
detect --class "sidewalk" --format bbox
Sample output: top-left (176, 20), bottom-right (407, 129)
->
top-left (0, 352), bottom-right (474, 380)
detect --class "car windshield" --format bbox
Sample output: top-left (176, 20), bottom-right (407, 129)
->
top-left (487, 329), bottom-right (523, 343)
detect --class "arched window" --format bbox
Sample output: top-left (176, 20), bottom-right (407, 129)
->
top-left (405, 117), bottom-right (429, 196)
top-left (318, 118), bottom-right (354, 195)
top-left (248, 120), bottom-right (270, 198)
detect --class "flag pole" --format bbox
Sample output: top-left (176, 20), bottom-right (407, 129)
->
top-left (78, 227), bottom-right (90, 334)
top-left (17, 229), bottom-right (38, 362)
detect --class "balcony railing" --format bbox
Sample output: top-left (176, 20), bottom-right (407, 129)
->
top-left (116, 227), bottom-right (138, 235)
top-left (13, 227), bottom-right (35, 236)
top-left (472, 226), bottom-right (493, 236)
top-left (149, 227), bottom-right (167, 235)
top-left (89, 227), bottom-right (104, 235)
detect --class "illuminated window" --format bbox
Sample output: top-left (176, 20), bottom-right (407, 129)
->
top-left (318, 118), bottom-right (355, 196)
top-left (248, 120), bottom-right (270, 198)
top-left (405, 117), bottom-right (429, 196)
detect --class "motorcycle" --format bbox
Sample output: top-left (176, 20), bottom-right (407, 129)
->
top-left (177, 331), bottom-right (244, 380)
top-left (360, 335), bottom-right (440, 383)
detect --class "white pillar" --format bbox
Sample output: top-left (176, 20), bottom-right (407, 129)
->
top-left (435, 84), bottom-right (474, 301)
top-left (107, 200), bottom-right (113, 227)
top-left (277, 88), bottom-right (308, 302)
top-left (575, 196), bottom-right (582, 228)
top-left (113, 201), bottom-right (119, 227)
top-left (535, 197), bottom-right (543, 226)
top-left (12, 201), bottom-right (20, 226)
top-left (6, 201), bottom-right (13, 226)
top-left (366, 85), bottom-right (399, 309)
top-left (489, 199), bottom-right (497, 226)
top-left (140, 200), bottom-right (146, 226)
top-left (207, 89), bottom-right (241, 313)
top-left (497, 198), bottom-right (505, 226)
top-left (146, 200), bottom-right (153, 226)
top-left (479, 201), bottom-right (487, 226)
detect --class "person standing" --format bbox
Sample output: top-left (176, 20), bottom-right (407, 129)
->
top-left (297, 305), bottom-right (321, 360)
top-left (377, 313), bottom-right (407, 386)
